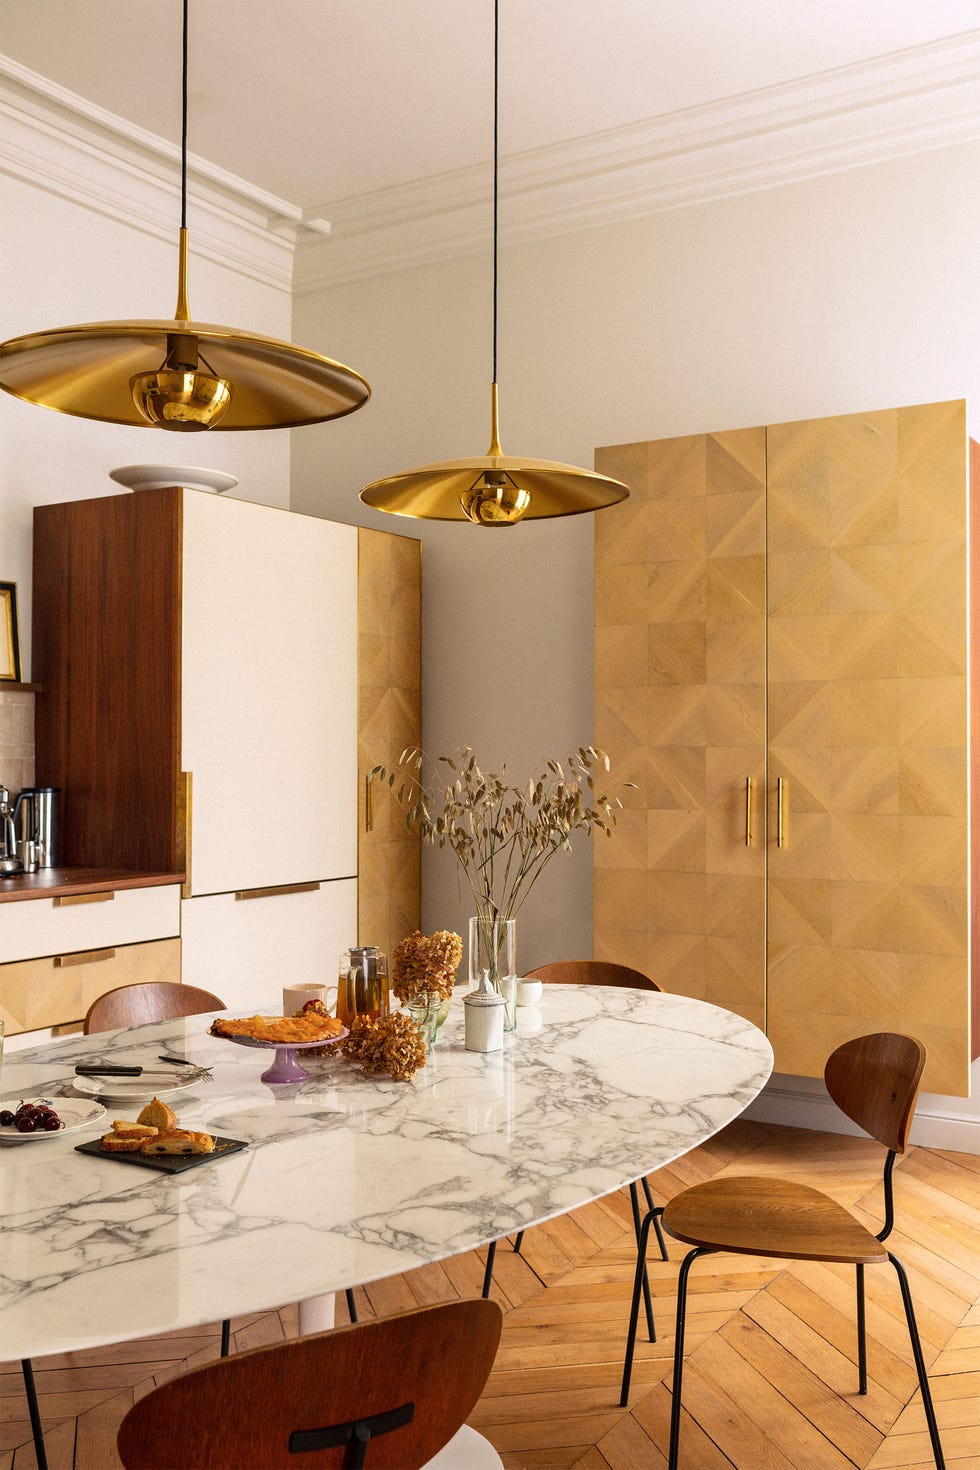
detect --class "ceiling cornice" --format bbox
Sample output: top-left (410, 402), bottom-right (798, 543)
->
top-left (1, 31), bottom-right (978, 298)
top-left (296, 28), bottom-right (980, 291)
top-left (0, 55), bottom-right (320, 294)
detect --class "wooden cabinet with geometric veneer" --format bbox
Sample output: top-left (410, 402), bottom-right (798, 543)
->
top-left (595, 400), bottom-right (976, 1095)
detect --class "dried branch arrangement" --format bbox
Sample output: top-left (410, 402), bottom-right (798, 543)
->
top-left (372, 746), bottom-right (625, 924)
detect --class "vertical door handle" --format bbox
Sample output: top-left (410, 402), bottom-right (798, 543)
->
top-left (744, 777), bottom-right (752, 846)
top-left (365, 771), bottom-right (374, 833)
top-left (777, 777), bottom-right (786, 848)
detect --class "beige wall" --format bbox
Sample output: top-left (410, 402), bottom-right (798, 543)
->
top-left (291, 137), bottom-right (980, 981)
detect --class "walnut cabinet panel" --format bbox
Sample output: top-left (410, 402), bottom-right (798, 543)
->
top-left (595, 401), bottom-right (975, 1095)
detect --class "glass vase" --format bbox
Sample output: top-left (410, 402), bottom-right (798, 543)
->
top-left (468, 916), bottom-right (517, 1031)
top-left (407, 991), bottom-right (443, 1052)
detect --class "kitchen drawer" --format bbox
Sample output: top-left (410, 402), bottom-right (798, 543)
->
top-left (0, 938), bottom-right (181, 1036)
top-left (0, 884), bottom-right (181, 965)
top-left (181, 878), bottom-right (356, 1013)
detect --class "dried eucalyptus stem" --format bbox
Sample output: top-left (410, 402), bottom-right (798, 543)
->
top-left (371, 746), bottom-right (625, 924)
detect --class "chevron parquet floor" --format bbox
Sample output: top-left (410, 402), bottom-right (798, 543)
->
top-left (2, 1120), bottom-right (977, 1469)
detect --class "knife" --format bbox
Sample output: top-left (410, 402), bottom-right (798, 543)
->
top-left (74, 1064), bottom-right (202, 1078)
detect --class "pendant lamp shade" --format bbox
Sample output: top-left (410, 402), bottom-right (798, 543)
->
top-left (361, 386), bottom-right (627, 524)
top-left (359, 0), bottom-right (627, 525)
top-left (0, 3), bottom-right (369, 432)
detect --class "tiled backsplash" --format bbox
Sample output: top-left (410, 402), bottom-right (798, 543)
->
top-left (0, 689), bottom-right (35, 793)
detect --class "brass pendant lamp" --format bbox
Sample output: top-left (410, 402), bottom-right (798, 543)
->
top-left (0, 0), bottom-right (369, 431)
top-left (360, 0), bottom-right (628, 525)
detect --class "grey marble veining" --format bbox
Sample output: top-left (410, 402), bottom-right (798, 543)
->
top-left (0, 987), bottom-right (772, 1359)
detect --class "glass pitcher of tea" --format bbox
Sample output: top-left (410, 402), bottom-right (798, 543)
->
top-left (337, 946), bottom-right (390, 1023)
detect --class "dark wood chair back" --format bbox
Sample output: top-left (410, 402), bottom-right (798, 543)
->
top-left (117, 1298), bottom-right (503, 1469)
top-left (84, 981), bottom-right (225, 1034)
top-left (525, 959), bottom-right (661, 991)
top-left (824, 1032), bottom-right (926, 1154)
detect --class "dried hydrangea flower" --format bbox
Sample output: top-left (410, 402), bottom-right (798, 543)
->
top-left (391, 929), bottom-right (463, 1004)
top-left (341, 1012), bottom-right (427, 1081)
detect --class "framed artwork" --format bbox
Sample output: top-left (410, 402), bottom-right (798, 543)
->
top-left (0, 582), bottom-right (22, 682)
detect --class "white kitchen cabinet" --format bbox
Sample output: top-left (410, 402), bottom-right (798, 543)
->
top-left (181, 493), bottom-right (357, 896)
top-left (180, 878), bottom-right (355, 1013)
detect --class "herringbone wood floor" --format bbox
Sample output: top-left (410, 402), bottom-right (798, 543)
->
top-left (2, 1120), bottom-right (977, 1469)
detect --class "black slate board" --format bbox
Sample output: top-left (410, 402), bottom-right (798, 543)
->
top-left (75, 1135), bottom-right (248, 1173)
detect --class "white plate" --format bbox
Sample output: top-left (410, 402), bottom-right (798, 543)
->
top-left (108, 464), bottom-right (238, 494)
top-left (0, 1097), bottom-right (106, 1142)
top-left (72, 1074), bottom-right (203, 1103)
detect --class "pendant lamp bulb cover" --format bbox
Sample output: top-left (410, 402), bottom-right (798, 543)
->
top-left (359, 0), bottom-right (628, 524)
top-left (0, 0), bottom-right (369, 432)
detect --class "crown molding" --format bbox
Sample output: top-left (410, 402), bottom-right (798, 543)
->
top-left (2, 31), bottom-right (979, 298)
top-left (0, 55), bottom-right (315, 294)
top-left (295, 28), bottom-right (980, 291)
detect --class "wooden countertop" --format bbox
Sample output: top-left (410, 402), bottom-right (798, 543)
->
top-left (0, 868), bottom-right (185, 903)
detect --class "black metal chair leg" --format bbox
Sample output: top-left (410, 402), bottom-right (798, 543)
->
top-left (220, 1318), bottom-right (231, 1357)
top-left (512, 1230), bottom-right (524, 1254)
top-left (888, 1252), bottom-right (946, 1470)
top-left (667, 1247), bottom-right (710, 1470)
top-left (628, 1181), bottom-right (656, 1342)
top-left (345, 1288), bottom-right (358, 1323)
top-left (641, 1174), bottom-right (670, 1261)
top-left (619, 1208), bottom-right (659, 1406)
top-left (21, 1358), bottom-right (47, 1470)
top-left (856, 1263), bottom-right (867, 1393)
top-left (482, 1239), bottom-right (497, 1299)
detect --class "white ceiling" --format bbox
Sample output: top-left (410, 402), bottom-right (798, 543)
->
top-left (2, 0), bottom-right (980, 214)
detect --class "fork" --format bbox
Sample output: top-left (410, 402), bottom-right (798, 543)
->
top-left (158, 1054), bottom-right (214, 1082)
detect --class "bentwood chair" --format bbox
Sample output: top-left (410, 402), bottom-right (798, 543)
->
top-left (21, 980), bottom-right (232, 1470)
top-left (481, 960), bottom-right (670, 1338)
top-left (83, 979), bottom-right (225, 1033)
top-left (620, 1032), bottom-right (945, 1470)
top-left (117, 1299), bottom-right (504, 1470)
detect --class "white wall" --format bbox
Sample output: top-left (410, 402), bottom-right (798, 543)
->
top-left (0, 172), bottom-right (292, 676)
top-left (292, 138), bottom-right (980, 1134)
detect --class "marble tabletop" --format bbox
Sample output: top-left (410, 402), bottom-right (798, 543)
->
top-left (0, 986), bottom-right (772, 1361)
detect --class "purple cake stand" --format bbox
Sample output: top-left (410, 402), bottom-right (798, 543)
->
top-left (220, 1030), bottom-right (347, 1084)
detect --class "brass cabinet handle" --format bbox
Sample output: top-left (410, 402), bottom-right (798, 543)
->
top-left (365, 771), bottom-right (374, 833)
top-left (235, 882), bottom-right (321, 901)
top-left (744, 777), bottom-right (752, 846)
top-left (55, 947), bottom-right (116, 968)
top-left (54, 891), bottom-right (115, 907)
top-left (777, 777), bottom-right (786, 848)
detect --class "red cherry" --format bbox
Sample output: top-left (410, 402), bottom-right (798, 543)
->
top-left (42, 1115), bottom-right (62, 1132)
top-left (16, 1116), bottom-right (36, 1133)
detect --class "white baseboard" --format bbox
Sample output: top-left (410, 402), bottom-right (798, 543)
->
top-left (744, 1072), bottom-right (980, 1155)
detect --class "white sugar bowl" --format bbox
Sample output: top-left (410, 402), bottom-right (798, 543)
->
top-left (516, 977), bottom-right (543, 1006)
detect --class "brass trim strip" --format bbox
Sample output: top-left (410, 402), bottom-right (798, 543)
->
top-left (234, 882), bottom-right (321, 902)
top-left (55, 947), bottom-right (116, 968)
top-left (178, 771), bottom-right (193, 899)
top-left (53, 891), bottom-right (115, 907)
top-left (744, 777), bottom-right (752, 847)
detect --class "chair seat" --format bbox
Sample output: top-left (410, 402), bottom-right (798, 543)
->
top-left (662, 1176), bottom-right (888, 1265)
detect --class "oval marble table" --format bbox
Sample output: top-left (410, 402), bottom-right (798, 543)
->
top-left (1, 986), bottom-right (772, 1361)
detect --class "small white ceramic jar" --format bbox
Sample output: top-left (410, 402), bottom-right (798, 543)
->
top-left (464, 971), bottom-right (505, 1052)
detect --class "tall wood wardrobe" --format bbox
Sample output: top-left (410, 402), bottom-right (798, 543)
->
top-left (594, 399), bottom-right (976, 1096)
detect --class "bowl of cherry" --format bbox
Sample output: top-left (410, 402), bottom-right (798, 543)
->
top-left (0, 1100), bottom-right (63, 1133)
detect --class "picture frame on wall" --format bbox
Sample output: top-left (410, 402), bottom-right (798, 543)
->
top-left (0, 582), bottom-right (22, 682)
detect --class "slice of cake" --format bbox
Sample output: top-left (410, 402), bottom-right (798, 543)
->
top-left (140, 1129), bottom-right (215, 1156)
top-left (137, 1097), bottom-right (178, 1131)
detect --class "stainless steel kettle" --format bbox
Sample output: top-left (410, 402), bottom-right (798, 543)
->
top-left (13, 786), bottom-right (59, 869)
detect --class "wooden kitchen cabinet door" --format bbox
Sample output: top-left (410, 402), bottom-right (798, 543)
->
top-left (766, 401), bottom-right (971, 1094)
top-left (594, 427), bottom-right (768, 1027)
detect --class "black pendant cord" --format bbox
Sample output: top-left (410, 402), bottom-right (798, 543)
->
top-left (492, 0), bottom-right (498, 386)
top-left (180, 0), bottom-right (189, 230)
